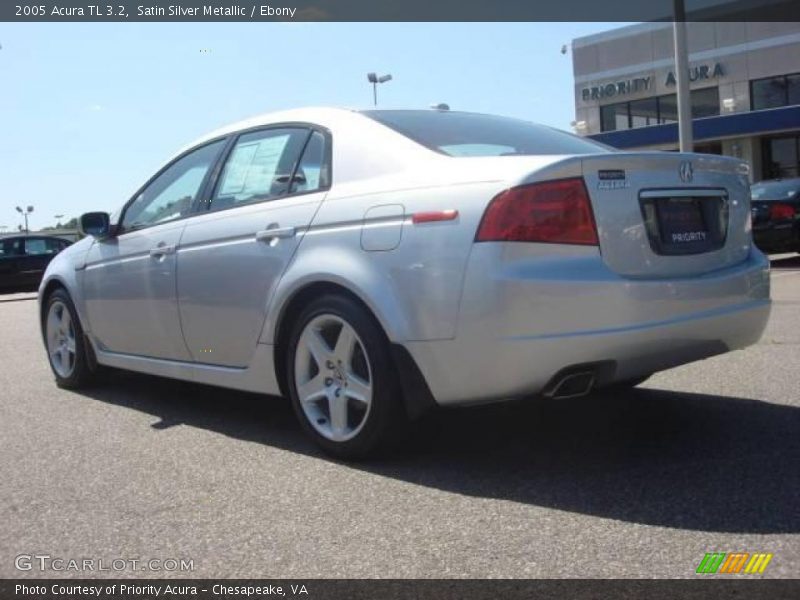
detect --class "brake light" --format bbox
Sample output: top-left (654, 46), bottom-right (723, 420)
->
top-left (769, 203), bottom-right (795, 221)
top-left (475, 178), bottom-right (598, 245)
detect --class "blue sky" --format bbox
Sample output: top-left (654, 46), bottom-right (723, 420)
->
top-left (0, 22), bottom-right (626, 231)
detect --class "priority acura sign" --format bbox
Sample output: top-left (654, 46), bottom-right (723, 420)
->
top-left (581, 63), bottom-right (724, 102)
top-left (581, 76), bottom-right (653, 101)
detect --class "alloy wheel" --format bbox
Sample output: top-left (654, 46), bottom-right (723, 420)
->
top-left (46, 300), bottom-right (77, 378)
top-left (293, 314), bottom-right (373, 442)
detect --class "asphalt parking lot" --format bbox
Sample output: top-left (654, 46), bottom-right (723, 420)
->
top-left (1, 256), bottom-right (798, 579)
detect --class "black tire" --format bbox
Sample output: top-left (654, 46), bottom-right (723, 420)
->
top-left (604, 374), bottom-right (652, 390)
top-left (42, 288), bottom-right (96, 389)
top-left (285, 293), bottom-right (405, 459)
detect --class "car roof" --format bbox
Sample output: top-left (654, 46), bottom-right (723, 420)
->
top-left (0, 234), bottom-right (72, 242)
top-left (166, 107), bottom-right (445, 187)
top-left (181, 107), bottom-right (361, 152)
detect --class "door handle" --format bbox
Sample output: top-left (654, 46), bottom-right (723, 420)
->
top-left (255, 226), bottom-right (296, 242)
top-left (149, 244), bottom-right (176, 257)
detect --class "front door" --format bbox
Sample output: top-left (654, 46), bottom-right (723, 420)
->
top-left (177, 127), bottom-right (329, 367)
top-left (0, 237), bottom-right (24, 291)
top-left (82, 139), bottom-right (226, 360)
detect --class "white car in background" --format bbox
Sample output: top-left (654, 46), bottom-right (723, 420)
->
top-left (39, 108), bottom-right (770, 457)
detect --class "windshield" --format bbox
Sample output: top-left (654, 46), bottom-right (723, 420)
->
top-left (362, 110), bottom-right (611, 157)
top-left (751, 179), bottom-right (800, 201)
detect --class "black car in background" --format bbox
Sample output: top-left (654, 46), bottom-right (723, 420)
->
top-left (750, 178), bottom-right (800, 255)
top-left (0, 235), bottom-right (73, 293)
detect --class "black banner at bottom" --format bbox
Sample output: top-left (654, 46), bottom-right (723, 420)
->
top-left (2, 579), bottom-right (799, 600)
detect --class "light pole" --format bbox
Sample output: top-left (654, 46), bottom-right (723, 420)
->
top-left (673, 0), bottom-right (693, 152)
top-left (15, 205), bottom-right (33, 233)
top-left (367, 72), bottom-right (392, 106)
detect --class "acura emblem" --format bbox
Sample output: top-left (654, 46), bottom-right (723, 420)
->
top-left (679, 160), bottom-right (694, 183)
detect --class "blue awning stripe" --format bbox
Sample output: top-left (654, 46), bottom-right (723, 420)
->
top-left (588, 105), bottom-right (800, 148)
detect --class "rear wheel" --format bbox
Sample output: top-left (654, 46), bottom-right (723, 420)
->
top-left (44, 288), bottom-right (95, 389)
top-left (286, 294), bottom-right (404, 459)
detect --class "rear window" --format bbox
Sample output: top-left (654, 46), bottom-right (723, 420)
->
top-left (751, 180), bottom-right (800, 201)
top-left (362, 110), bottom-right (610, 157)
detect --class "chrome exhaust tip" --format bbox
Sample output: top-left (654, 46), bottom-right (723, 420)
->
top-left (547, 371), bottom-right (596, 399)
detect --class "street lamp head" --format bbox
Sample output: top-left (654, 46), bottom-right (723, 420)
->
top-left (16, 206), bottom-right (22, 213)
top-left (27, 206), bottom-right (33, 213)
top-left (368, 72), bottom-right (392, 84)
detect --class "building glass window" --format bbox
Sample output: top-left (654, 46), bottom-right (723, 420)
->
top-left (762, 135), bottom-right (799, 179)
top-left (658, 94), bottom-right (678, 124)
top-left (600, 103), bottom-right (629, 132)
top-left (629, 97), bottom-right (659, 128)
top-left (694, 142), bottom-right (723, 155)
top-left (599, 87), bottom-right (719, 132)
top-left (751, 72), bottom-right (800, 110)
top-left (690, 87), bottom-right (720, 118)
top-left (788, 74), bottom-right (800, 107)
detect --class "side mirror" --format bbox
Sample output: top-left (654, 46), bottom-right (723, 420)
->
top-left (79, 212), bottom-right (111, 238)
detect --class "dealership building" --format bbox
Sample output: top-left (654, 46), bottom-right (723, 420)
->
top-left (571, 22), bottom-right (800, 181)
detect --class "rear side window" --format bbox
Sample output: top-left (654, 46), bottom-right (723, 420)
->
top-left (362, 110), bottom-right (610, 157)
top-left (290, 131), bottom-right (329, 194)
top-left (751, 180), bottom-right (800, 201)
top-left (24, 238), bottom-right (63, 255)
top-left (210, 128), bottom-right (310, 211)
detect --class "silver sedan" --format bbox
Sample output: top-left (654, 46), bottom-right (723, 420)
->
top-left (39, 108), bottom-right (770, 457)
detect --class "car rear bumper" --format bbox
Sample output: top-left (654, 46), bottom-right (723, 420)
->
top-left (404, 246), bottom-right (771, 406)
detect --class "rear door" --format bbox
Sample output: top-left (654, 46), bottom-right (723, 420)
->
top-left (580, 153), bottom-right (752, 278)
top-left (177, 126), bottom-right (330, 367)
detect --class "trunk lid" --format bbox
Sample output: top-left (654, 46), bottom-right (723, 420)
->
top-left (578, 152), bottom-right (752, 278)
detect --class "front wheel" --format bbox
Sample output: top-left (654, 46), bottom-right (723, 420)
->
top-left (286, 294), bottom-right (404, 459)
top-left (43, 288), bottom-right (96, 389)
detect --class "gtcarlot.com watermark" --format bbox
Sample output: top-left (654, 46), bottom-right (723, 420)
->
top-left (15, 554), bottom-right (194, 572)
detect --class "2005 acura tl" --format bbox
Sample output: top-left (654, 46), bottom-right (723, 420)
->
top-left (39, 108), bottom-right (770, 457)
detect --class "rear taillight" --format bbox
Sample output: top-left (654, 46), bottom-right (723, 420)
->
top-left (475, 177), bottom-right (598, 245)
top-left (769, 203), bottom-right (795, 221)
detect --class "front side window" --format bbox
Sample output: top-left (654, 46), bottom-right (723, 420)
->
top-left (122, 140), bottom-right (225, 231)
top-left (210, 128), bottom-right (310, 211)
top-left (0, 238), bottom-right (23, 257)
